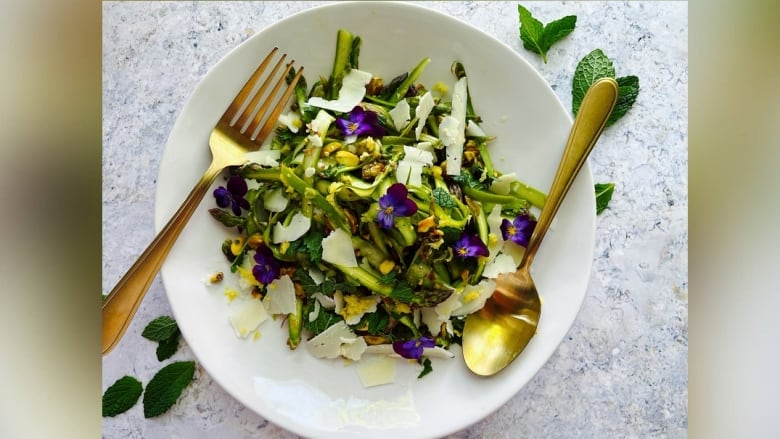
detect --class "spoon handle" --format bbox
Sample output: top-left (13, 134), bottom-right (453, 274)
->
top-left (522, 78), bottom-right (618, 265)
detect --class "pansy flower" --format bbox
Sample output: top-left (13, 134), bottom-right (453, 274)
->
top-left (252, 245), bottom-right (280, 285)
top-left (500, 213), bottom-right (536, 247)
top-left (377, 183), bottom-right (418, 229)
top-left (393, 336), bottom-right (435, 360)
top-left (335, 106), bottom-right (386, 139)
top-left (453, 233), bottom-right (489, 259)
top-left (213, 176), bottom-right (250, 215)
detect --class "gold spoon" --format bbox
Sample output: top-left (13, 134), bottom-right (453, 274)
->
top-left (462, 77), bottom-right (618, 376)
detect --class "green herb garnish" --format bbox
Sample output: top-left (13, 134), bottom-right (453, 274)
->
top-left (142, 315), bottom-right (181, 361)
top-left (595, 182), bottom-right (615, 214)
top-left (518, 4), bottom-right (576, 63)
top-left (572, 49), bottom-right (639, 126)
top-left (102, 376), bottom-right (143, 417)
top-left (142, 361), bottom-right (196, 418)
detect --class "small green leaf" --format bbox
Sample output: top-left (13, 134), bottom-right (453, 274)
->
top-left (102, 375), bottom-right (143, 417)
top-left (608, 76), bottom-right (640, 126)
top-left (572, 49), bottom-right (616, 116)
top-left (418, 357), bottom-right (433, 379)
top-left (572, 49), bottom-right (639, 126)
top-left (518, 4), bottom-right (576, 63)
top-left (595, 182), bottom-right (615, 214)
top-left (142, 316), bottom-right (179, 342)
top-left (432, 187), bottom-right (458, 208)
top-left (156, 331), bottom-right (180, 361)
top-left (142, 361), bottom-right (196, 418)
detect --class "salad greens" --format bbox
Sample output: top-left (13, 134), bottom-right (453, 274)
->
top-left (572, 48), bottom-right (639, 127)
top-left (209, 29), bottom-right (544, 374)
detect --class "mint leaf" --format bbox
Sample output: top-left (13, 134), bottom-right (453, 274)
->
top-left (156, 332), bottom-right (180, 361)
top-left (572, 49), bottom-right (639, 126)
top-left (389, 280), bottom-right (414, 304)
top-left (432, 187), bottom-right (458, 208)
top-left (102, 375), bottom-right (143, 417)
top-left (595, 182), bottom-right (615, 214)
top-left (142, 316), bottom-right (179, 342)
top-left (610, 76), bottom-right (640, 127)
top-left (418, 357), bottom-right (433, 379)
top-left (518, 4), bottom-right (576, 63)
top-left (142, 361), bottom-right (196, 418)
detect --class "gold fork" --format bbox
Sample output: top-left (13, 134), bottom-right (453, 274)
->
top-left (102, 48), bottom-right (303, 355)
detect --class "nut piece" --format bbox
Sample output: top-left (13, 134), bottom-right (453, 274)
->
top-left (334, 150), bottom-right (360, 167)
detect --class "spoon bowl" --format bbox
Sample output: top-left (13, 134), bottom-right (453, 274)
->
top-left (462, 77), bottom-right (619, 376)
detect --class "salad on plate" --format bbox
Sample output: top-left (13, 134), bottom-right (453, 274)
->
top-left (207, 29), bottom-right (546, 384)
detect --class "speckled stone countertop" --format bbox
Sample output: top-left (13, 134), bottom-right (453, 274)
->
top-left (102, 2), bottom-right (687, 437)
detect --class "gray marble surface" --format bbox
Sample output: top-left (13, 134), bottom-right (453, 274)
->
top-left (102, 2), bottom-right (687, 437)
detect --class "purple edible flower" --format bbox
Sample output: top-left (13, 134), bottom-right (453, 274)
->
top-left (213, 176), bottom-right (250, 215)
top-left (393, 336), bottom-right (435, 360)
top-left (377, 183), bottom-right (418, 229)
top-left (453, 233), bottom-right (489, 259)
top-left (500, 214), bottom-right (536, 247)
top-left (252, 245), bottom-right (280, 285)
top-left (335, 106), bottom-right (386, 139)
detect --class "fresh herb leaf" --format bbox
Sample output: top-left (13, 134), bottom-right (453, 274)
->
top-left (418, 357), bottom-right (433, 379)
top-left (141, 316), bottom-right (179, 342)
top-left (359, 307), bottom-right (390, 335)
top-left (302, 229), bottom-right (324, 264)
top-left (432, 187), bottom-right (458, 208)
top-left (156, 332), bottom-right (180, 361)
top-left (304, 303), bottom-right (343, 335)
top-left (142, 361), bottom-right (196, 418)
top-left (611, 76), bottom-right (640, 127)
top-left (102, 375), bottom-right (143, 417)
top-left (595, 182), bottom-right (615, 214)
top-left (451, 169), bottom-right (485, 191)
top-left (518, 4), bottom-right (576, 63)
top-left (572, 49), bottom-right (639, 126)
top-left (389, 280), bottom-right (414, 304)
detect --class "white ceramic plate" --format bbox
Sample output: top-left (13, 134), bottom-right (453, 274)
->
top-left (155, 3), bottom-right (594, 438)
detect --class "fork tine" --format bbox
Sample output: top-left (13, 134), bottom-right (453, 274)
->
top-left (245, 60), bottom-right (295, 139)
top-left (232, 53), bottom-right (289, 129)
top-left (223, 47), bottom-right (280, 123)
top-left (252, 66), bottom-right (305, 142)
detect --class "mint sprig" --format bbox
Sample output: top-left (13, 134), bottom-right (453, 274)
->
top-left (102, 375), bottom-right (143, 417)
top-left (572, 49), bottom-right (639, 127)
top-left (142, 315), bottom-right (181, 361)
top-left (142, 361), bottom-right (196, 418)
top-left (595, 182), bottom-right (616, 214)
top-left (518, 4), bottom-right (576, 63)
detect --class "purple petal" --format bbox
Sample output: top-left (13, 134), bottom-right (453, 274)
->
top-left (335, 118), bottom-right (355, 136)
top-left (213, 187), bottom-right (231, 208)
top-left (393, 197), bottom-right (417, 217)
top-left (500, 218), bottom-right (513, 241)
top-left (467, 235), bottom-right (490, 257)
top-left (227, 176), bottom-right (248, 196)
top-left (393, 339), bottom-right (424, 360)
top-left (386, 183), bottom-right (409, 203)
top-left (377, 208), bottom-right (395, 229)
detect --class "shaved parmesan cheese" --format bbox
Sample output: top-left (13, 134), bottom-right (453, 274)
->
top-left (340, 336), bottom-right (368, 361)
top-left (388, 98), bottom-right (410, 131)
top-left (309, 110), bottom-right (334, 135)
top-left (466, 119), bottom-right (486, 137)
top-left (306, 321), bottom-right (357, 359)
top-left (263, 188), bottom-right (288, 212)
top-left (313, 292), bottom-right (336, 309)
top-left (356, 355), bottom-right (396, 387)
top-left (322, 228), bottom-right (358, 267)
top-left (229, 299), bottom-right (268, 338)
top-left (245, 149), bottom-right (281, 168)
top-left (308, 268), bottom-right (324, 285)
top-left (278, 111), bottom-right (302, 133)
top-left (452, 279), bottom-right (496, 316)
top-left (262, 275), bottom-right (297, 315)
top-left (482, 253), bottom-right (517, 279)
top-left (421, 291), bottom-right (460, 335)
top-left (414, 91), bottom-right (435, 140)
top-left (308, 299), bottom-right (321, 322)
top-left (307, 69), bottom-right (373, 113)
top-left (490, 173), bottom-right (517, 195)
top-left (272, 212), bottom-right (311, 244)
top-left (441, 77), bottom-right (468, 175)
top-left (396, 145), bottom-right (435, 187)
top-left (424, 346), bottom-right (456, 359)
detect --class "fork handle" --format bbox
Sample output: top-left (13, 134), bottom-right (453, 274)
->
top-left (102, 160), bottom-right (224, 355)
